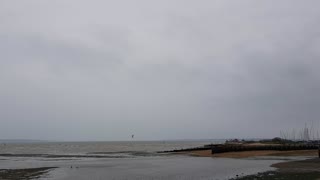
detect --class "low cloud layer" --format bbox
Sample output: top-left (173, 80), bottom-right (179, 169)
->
top-left (1, 0), bottom-right (320, 141)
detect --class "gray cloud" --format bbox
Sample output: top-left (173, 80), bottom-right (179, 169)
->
top-left (0, 0), bottom-right (320, 141)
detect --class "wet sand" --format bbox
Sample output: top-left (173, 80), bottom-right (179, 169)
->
top-left (0, 167), bottom-right (55, 180)
top-left (0, 141), bottom-right (318, 179)
top-left (1, 155), bottom-right (316, 180)
top-left (272, 158), bottom-right (320, 172)
top-left (0, 155), bottom-right (282, 180)
top-left (232, 158), bottom-right (320, 180)
top-left (0, 151), bottom-right (317, 179)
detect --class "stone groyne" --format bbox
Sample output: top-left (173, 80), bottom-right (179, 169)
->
top-left (211, 144), bottom-right (319, 154)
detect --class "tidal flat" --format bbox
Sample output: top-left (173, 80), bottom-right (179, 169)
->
top-left (0, 141), bottom-right (317, 180)
top-left (0, 155), bottom-right (282, 180)
top-left (232, 158), bottom-right (320, 180)
top-left (0, 167), bottom-right (56, 180)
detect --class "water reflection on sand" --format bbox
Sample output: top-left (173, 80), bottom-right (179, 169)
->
top-left (0, 155), bottom-right (284, 180)
top-left (0, 141), bottom-right (292, 179)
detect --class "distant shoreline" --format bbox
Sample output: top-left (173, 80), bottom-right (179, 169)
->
top-left (0, 139), bottom-right (49, 144)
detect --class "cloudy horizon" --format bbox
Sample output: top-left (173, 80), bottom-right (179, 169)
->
top-left (1, 0), bottom-right (320, 141)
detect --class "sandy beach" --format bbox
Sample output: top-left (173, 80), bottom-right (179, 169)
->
top-left (232, 158), bottom-right (320, 180)
top-left (0, 167), bottom-right (56, 180)
top-left (174, 149), bottom-right (320, 179)
top-left (179, 149), bottom-right (318, 158)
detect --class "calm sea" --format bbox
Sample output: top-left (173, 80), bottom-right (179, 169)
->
top-left (0, 140), bottom-right (223, 157)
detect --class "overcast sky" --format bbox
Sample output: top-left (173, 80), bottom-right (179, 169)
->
top-left (1, 0), bottom-right (320, 141)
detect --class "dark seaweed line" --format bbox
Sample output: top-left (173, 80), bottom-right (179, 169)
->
top-left (0, 153), bottom-right (128, 158)
top-left (0, 167), bottom-right (57, 180)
